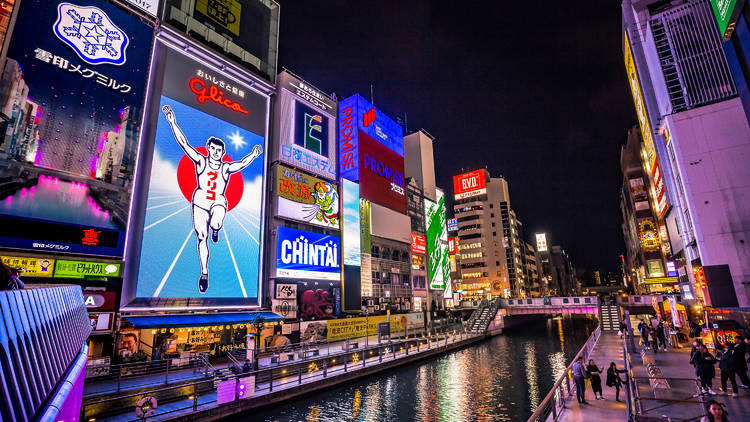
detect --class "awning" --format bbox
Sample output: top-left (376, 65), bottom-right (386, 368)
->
top-left (123, 312), bottom-right (284, 329)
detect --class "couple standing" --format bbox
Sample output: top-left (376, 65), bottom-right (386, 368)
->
top-left (572, 356), bottom-right (628, 404)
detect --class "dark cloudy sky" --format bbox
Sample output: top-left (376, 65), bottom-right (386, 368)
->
top-left (276, 0), bottom-right (635, 273)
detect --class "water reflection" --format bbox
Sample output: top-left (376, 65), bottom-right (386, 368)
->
top-left (246, 317), bottom-right (596, 422)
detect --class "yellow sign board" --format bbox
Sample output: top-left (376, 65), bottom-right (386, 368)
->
top-left (644, 276), bottom-right (679, 284)
top-left (196, 0), bottom-right (242, 36)
top-left (326, 314), bottom-right (409, 343)
top-left (1, 256), bottom-right (55, 277)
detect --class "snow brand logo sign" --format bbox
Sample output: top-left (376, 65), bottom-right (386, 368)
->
top-left (53, 3), bottom-right (129, 66)
top-left (276, 227), bottom-right (341, 281)
top-left (295, 101), bottom-right (328, 155)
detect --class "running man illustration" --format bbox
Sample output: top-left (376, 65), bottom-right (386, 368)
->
top-left (162, 105), bottom-right (263, 294)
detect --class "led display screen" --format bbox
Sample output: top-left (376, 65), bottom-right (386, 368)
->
top-left (535, 233), bottom-right (548, 252)
top-left (453, 169), bottom-right (487, 200)
top-left (341, 179), bottom-right (361, 311)
top-left (425, 189), bottom-right (450, 291)
top-left (0, 0), bottom-right (153, 257)
top-left (275, 164), bottom-right (339, 229)
top-left (275, 226), bottom-right (340, 280)
top-left (274, 71), bottom-right (336, 179)
top-left (131, 43), bottom-right (268, 303)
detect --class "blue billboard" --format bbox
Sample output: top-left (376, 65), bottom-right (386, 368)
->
top-left (0, 0), bottom-right (153, 257)
top-left (338, 94), bottom-right (403, 182)
top-left (276, 226), bottom-right (341, 281)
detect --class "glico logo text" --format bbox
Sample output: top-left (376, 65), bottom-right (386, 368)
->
top-left (363, 153), bottom-right (404, 195)
top-left (189, 78), bottom-right (249, 114)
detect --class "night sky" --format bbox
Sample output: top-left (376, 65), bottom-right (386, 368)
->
top-left (276, 1), bottom-right (636, 274)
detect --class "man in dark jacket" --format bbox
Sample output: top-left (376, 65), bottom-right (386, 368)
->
top-left (638, 319), bottom-right (649, 347)
top-left (731, 336), bottom-right (750, 388)
top-left (717, 347), bottom-right (738, 395)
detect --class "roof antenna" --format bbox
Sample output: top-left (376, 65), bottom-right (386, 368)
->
top-left (370, 83), bottom-right (375, 105)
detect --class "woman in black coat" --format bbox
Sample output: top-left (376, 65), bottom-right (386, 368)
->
top-left (587, 359), bottom-right (604, 400)
top-left (606, 362), bottom-right (628, 402)
top-left (691, 345), bottom-right (717, 395)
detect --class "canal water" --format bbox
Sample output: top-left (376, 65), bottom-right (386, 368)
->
top-left (247, 316), bottom-right (597, 422)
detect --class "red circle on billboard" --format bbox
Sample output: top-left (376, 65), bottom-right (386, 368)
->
top-left (176, 147), bottom-right (244, 211)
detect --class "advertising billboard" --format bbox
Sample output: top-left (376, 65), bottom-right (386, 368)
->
top-left (275, 164), bottom-right (339, 229)
top-left (411, 233), bottom-right (427, 255)
top-left (129, 42), bottom-right (269, 305)
top-left (448, 237), bottom-right (456, 255)
top-left (1, 256), bottom-right (55, 278)
top-left (275, 226), bottom-right (340, 280)
top-left (341, 179), bottom-right (361, 312)
top-left (162, 0), bottom-right (279, 81)
top-left (447, 218), bottom-right (458, 232)
top-left (535, 233), bottom-right (548, 252)
top-left (453, 170), bottom-right (487, 200)
top-left (274, 71), bottom-right (336, 179)
top-left (709, 0), bottom-right (745, 41)
top-left (55, 259), bottom-right (121, 279)
top-left (624, 32), bottom-right (668, 219)
top-left (0, 0), bottom-right (153, 257)
top-left (338, 94), bottom-right (405, 213)
top-left (425, 189), bottom-right (450, 292)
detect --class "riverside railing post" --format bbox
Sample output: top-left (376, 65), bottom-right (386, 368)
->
top-left (323, 359), bottom-right (327, 377)
top-left (344, 352), bottom-right (348, 372)
top-left (269, 368), bottom-right (273, 392)
top-left (165, 360), bottom-right (169, 384)
top-left (298, 365), bottom-right (302, 385)
top-left (117, 367), bottom-right (122, 392)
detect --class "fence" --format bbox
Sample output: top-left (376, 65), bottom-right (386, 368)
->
top-left (82, 325), bottom-right (475, 421)
top-left (526, 324), bottom-right (602, 422)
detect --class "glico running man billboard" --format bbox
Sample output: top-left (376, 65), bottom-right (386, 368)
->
top-left (127, 42), bottom-right (269, 306)
top-left (0, 1), bottom-right (153, 257)
top-left (275, 226), bottom-right (341, 281)
top-left (338, 94), bottom-right (405, 213)
top-left (275, 164), bottom-right (339, 229)
top-left (273, 72), bottom-right (337, 180)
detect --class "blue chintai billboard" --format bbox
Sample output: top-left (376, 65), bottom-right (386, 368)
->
top-left (124, 41), bottom-right (270, 308)
top-left (276, 226), bottom-right (341, 281)
top-left (0, 0), bottom-right (153, 257)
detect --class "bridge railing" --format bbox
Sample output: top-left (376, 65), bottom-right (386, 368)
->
top-left (526, 323), bottom-right (601, 422)
top-left (501, 296), bottom-right (598, 308)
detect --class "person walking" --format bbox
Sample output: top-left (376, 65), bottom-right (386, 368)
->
top-left (650, 326), bottom-right (660, 353)
top-left (572, 356), bottom-right (589, 405)
top-left (657, 321), bottom-right (667, 350)
top-left (701, 400), bottom-right (730, 422)
top-left (606, 362), bottom-right (628, 402)
top-left (692, 345), bottom-right (718, 395)
top-left (716, 347), bottom-right (738, 397)
top-left (638, 319), bottom-right (649, 347)
top-left (730, 336), bottom-right (750, 389)
top-left (619, 319), bottom-right (628, 339)
top-left (587, 359), bottom-right (604, 400)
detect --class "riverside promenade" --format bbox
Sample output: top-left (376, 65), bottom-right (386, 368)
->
top-left (83, 329), bottom-right (487, 422)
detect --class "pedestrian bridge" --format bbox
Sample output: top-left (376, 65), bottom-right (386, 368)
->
top-left (498, 296), bottom-right (599, 315)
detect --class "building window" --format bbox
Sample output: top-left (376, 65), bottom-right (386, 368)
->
top-left (490, 204), bottom-right (493, 208)
top-left (373, 271), bottom-right (380, 283)
top-left (493, 231), bottom-right (497, 237)
top-left (372, 246), bottom-right (380, 258)
top-left (492, 222), bottom-right (496, 227)
top-left (496, 261), bottom-right (500, 266)
top-left (401, 251), bottom-right (409, 262)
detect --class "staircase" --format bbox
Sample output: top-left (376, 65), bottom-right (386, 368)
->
top-left (598, 303), bottom-right (620, 332)
top-left (212, 367), bottom-right (237, 388)
top-left (466, 298), bottom-right (501, 334)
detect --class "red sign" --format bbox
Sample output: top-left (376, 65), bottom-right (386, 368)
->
top-left (411, 233), bottom-right (427, 255)
top-left (189, 78), bottom-right (249, 115)
top-left (448, 237), bottom-right (456, 255)
top-left (359, 131), bottom-right (406, 213)
top-left (453, 170), bottom-right (487, 200)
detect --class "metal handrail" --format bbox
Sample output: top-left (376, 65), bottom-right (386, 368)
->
top-left (526, 324), bottom-right (602, 422)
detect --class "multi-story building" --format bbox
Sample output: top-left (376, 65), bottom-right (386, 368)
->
top-left (549, 245), bottom-right (578, 296)
top-left (522, 241), bottom-right (542, 297)
top-left (623, 0), bottom-right (750, 306)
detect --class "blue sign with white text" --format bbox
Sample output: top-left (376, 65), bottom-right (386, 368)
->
top-left (276, 226), bottom-right (341, 281)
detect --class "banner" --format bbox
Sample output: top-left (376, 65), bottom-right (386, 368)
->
top-left (326, 313), bottom-right (411, 342)
top-left (275, 164), bottom-right (339, 229)
top-left (55, 259), bottom-right (121, 279)
top-left (0, 256), bottom-right (54, 278)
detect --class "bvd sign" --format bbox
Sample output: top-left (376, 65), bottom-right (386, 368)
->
top-left (453, 170), bottom-right (487, 200)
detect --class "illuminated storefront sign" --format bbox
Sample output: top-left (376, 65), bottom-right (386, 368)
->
top-left (624, 32), bottom-right (668, 218)
top-left (644, 276), bottom-right (678, 284)
top-left (535, 233), bottom-right (548, 252)
top-left (275, 164), bottom-right (339, 229)
top-left (453, 170), bottom-right (487, 200)
top-left (447, 218), bottom-right (458, 232)
top-left (0, 256), bottom-right (55, 278)
top-left (666, 261), bottom-right (678, 277)
top-left (411, 233), bottom-right (427, 255)
top-left (338, 94), bottom-right (405, 212)
top-left (647, 259), bottom-right (665, 277)
top-left (709, 0), bottom-right (745, 41)
top-left (638, 219), bottom-right (660, 252)
top-left (274, 72), bottom-right (336, 179)
top-left (411, 254), bottom-right (425, 270)
top-left (129, 42), bottom-right (268, 305)
top-left (55, 259), bottom-right (121, 279)
top-left (448, 237), bottom-right (457, 255)
top-left (0, 0), bottom-right (152, 257)
top-left (276, 227), bottom-right (340, 281)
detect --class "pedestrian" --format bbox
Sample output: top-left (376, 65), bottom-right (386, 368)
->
top-left (606, 362), bottom-right (628, 402)
top-left (650, 326), bottom-right (659, 353)
top-left (0, 261), bottom-right (24, 290)
top-left (692, 344), bottom-right (718, 395)
top-left (572, 356), bottom-right (589, 404)
top-left (587, 359), bottom-right (604, 400)
top-left (619, 319), bottom-right (627, 339)
top-left (730, 336), bottom-right (750, 389)
top-left (716, 347), bottom-right (738, 397)
top-left (638, 319), bottom-right (649, 347)
top-left (701, 400), bottom-right (730, 422)
top-left (242, 359), bottom-right (251, 373)
top-left (657, 321), bottom-right (667, 350)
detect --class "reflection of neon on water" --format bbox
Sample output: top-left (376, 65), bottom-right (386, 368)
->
top-left (0, 176), bottom-right (118, 229)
